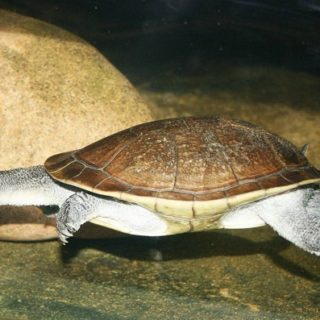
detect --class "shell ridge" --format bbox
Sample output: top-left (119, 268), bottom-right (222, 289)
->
top-left (71, 153), bottom-right (137, 191)
top-left (255, 180), bottom-right (267, 197)
top-left (279, 173), bottom-right (293, 183)
top-left (94, 176), bottom-right (112, 189)
top-left (47, 158), bottom-right (76, 174)
top-left (261, 132), bottom-right (289, 169)
top-left (72, 153), bottom-right (134, 190)
top-left (103, 175), bottom-right (134, 190)
top-left (67, 165), bottom-right (86, 179)
top-left (165, 166), bottom-right (315, 195)
top-left (92, 165), bottom-right (317, 196)
top-left (214, 127), bottom-right (240, 184)
top-left (73, 153), bottom-right (100, 170)
top-left (102, 143), bottom-right (130, 169)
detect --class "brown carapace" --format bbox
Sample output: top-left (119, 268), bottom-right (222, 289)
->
top-left (45, 117), bottom-right (320, 219)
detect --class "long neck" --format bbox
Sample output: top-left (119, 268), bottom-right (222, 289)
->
top-left (0, 165), bottom-right (72, 207)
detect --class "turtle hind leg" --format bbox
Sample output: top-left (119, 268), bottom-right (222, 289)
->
top-left (257, 188), bottom-right (320, 256)
top-left (57, 192), bottom-right (168, 243)
top-left (0, 165), bottom-right (73, 207)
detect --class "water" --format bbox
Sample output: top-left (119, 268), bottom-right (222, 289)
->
top-left (0, 1), bottom-right (319, 319)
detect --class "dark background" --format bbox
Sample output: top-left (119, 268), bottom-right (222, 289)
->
top-left (1, 0), bottom-right (320, 80)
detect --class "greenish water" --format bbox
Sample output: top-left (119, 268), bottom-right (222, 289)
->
top-left (0, 1), bottom-right (320, 319)
top-left (1, 61), bottom-right (320, 318)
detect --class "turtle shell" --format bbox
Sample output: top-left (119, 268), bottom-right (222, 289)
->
top-left (45, 117), bottom-right (320, 222)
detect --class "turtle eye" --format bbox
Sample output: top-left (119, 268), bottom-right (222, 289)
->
top-left (40, 205), bottom-right (59, 215)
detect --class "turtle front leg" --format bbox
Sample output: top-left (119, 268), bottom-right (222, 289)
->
top-left (57, 192), bottom-right (98, 244)
top-left (57, 191), bottom-right (168, 243)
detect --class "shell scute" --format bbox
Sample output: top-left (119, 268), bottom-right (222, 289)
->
top-left (44, 117), bottom-right (320, 217)
top-left (76, 130), bottom-right (134, 168)
top-left (194, 191), bottom-right (225, 201)
top-left (94, 177), bottom-right (130, 192)
top-left (50, 161), bottom-right (84, 180)
top-left (258, 174), bottom-right (291, 189)
top-left (105, 129), bottom-right (176, 189)
top-left (45, 151), bottom-right (74, 173)
top-left (70, 168), bottom-right (107, 189)
top-left (174, 128), bottom-right (237, 191)
top-left (225, 182), bottom-right (262, 197)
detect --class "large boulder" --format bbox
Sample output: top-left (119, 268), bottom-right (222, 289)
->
top-left (0, 9), bottom-right (155, 240)
top-left (0, 9), bottom-right (153, 168)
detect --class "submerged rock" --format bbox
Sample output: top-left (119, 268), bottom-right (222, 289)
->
top-left (0, 206), bottom-right (124, 241)
top-left (0, 207), bottom-right (57, 241)
top-left (0, 9), bottom-right (153, 168)
top-left (0, 9), bottom-right (154, 241)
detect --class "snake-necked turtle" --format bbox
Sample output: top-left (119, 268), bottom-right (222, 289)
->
top-left (0, 117), bottom-right (319, 255)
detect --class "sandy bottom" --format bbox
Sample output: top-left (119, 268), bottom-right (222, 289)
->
top-left (1, 62), bottom-right (319, 319)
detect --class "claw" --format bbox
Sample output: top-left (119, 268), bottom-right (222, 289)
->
top-left (63, 228), bottom-right (74, 237)
top-left (56, 191), bottom-right (95, 245)
top-left (66, 224), bottom-right (77, 234)
top-left (58, 233), bottom-right (69, 244)
top-left (57, 223), bottom-right (74, 244)
top-left (57, 221), bottom-right (74, 237)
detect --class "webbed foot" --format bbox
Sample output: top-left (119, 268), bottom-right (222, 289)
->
top-left (57, 192), bottom-right (97, 244)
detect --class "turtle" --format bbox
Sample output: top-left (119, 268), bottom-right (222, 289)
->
top-left (0, 117), bottom-right (319, 255)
